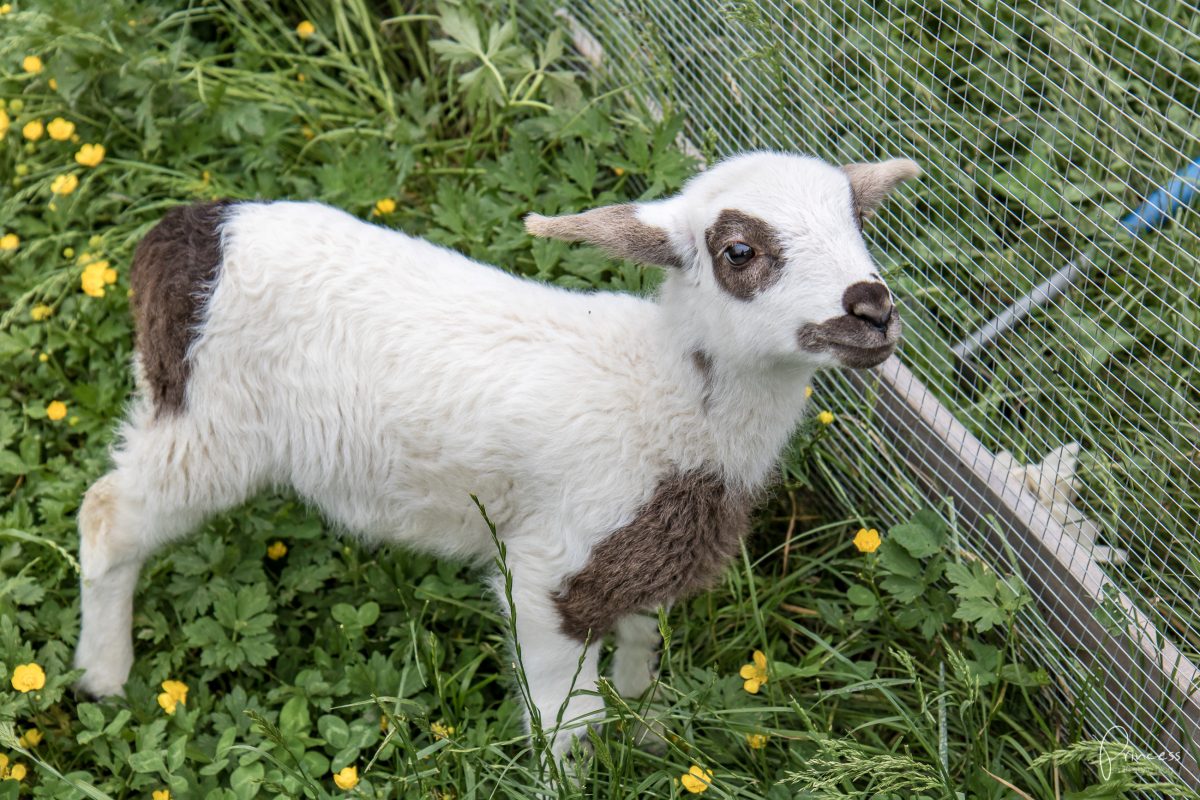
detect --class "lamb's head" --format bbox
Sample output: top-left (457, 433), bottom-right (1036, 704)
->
top-left (525, 151), bottom-right (920, 371)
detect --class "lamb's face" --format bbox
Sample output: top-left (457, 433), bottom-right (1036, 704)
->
top-left (524, 151), bottom-right (920, 371)
top-left (671, 153), bottom-right (917, 369)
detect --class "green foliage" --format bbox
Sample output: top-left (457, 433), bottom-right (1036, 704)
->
top-left (0, 0), bottom-right (1183, 798)
top-left (689, 0), bottom-right (1200, 662)
top-left (847, 506), bottom-right (1033, 637)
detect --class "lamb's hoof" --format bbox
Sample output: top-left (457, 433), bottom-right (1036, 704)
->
top-left (554, 721), bottom-right (599, 762)
top-left (73, 667), bottom-right (128, 700)
top-left (631, 717), bottom-right (668, 755)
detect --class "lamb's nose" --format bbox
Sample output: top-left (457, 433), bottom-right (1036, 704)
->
top-left (842, 281), bottom-right (893, 330)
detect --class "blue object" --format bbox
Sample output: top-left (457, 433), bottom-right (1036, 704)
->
top-left (953, 155), bottom-right (1200, 364)
top-left (1119, 156), bottom-right (1200, 236)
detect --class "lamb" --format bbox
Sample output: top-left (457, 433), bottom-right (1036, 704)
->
top-left (74, 151), bottom-right (919, 758)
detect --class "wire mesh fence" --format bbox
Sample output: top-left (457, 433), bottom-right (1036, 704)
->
top-left (523, 0), bottom-right (1200, 787)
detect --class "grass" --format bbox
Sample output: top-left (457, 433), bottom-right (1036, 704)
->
top-left (0, 1), bottom-right (1196, 798)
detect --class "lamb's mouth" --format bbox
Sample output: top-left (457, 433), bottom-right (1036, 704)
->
top-left (827, 341), bottom-right (896, 369)
top-left (797, 314), bottom-right (901, 369)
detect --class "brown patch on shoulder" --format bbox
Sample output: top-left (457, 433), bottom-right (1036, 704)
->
top-left (525, 205), bottom-right (683, 269)
top-left (553, 469), bottom-right (757, 641)
top-left (130, 200), bottom-right (235, 415)
top-left (704, 209), bottom-right (785, 301)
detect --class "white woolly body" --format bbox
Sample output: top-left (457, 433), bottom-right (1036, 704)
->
top-left (116, 200), bottom-right (807, 561)
top-left (75, 152), bottom-right (918, 759)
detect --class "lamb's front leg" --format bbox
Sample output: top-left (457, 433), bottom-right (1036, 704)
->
top-left (613, 613), bottom-right (667, 753)
top-left (500, 568), bottom-right (606, 761)
top-left (612, 613), bottom-right (661, 698)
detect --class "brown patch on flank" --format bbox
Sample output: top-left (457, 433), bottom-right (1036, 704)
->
top-left (553, 469), bottom-right (757, 641)
top-left (524, 205), bottom-right (683, 269)
top-left (704, 209), bottom-right (785, 301)
top-left (130, 200), bottom-right (235, 415)
top-left (691, 350), bottom-right (713, 411)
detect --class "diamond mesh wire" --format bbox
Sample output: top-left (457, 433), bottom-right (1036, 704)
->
top-left (522, 0), bottom-right (1200, 785)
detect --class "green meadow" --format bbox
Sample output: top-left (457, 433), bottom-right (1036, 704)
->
top-left (1, 2), bottom-right (1194, 797)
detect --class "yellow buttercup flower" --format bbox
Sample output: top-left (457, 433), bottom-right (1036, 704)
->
top-left (46, 401), bottom-right (67, 421)
top-left (103, 266), bottom-right (117, 284)
top-left (804, 385), bottom-right (814, 399)
top-left (81, 261), bottom-right (107, 297)
top-left (49, 78), bottom-right (58, 90)
top-left (157, 679), bottom-right (188, 714)
top-left (817, 410), bottom-right (834, 425)
top-left (430, 720), bottom-right (455, 740)
top-left (22, 119), bottom-right (43, 141)
top-left (152, 790), bottom-right (171, 800)
top-left (51, 173), bottom-right (79, 195)
top-left (853, 527), bottom-right (882, 554)
top-left (75, 143), bottom-right (105, 167)
top-left (332, 765), bottom-right (358, 790)
top-left (0, 233), bottom-right (18, 251)
top-left (266, 540), bottom-right (287, 560)
top-left (22, 55), bottom-right (43, 74)
top-left (31, 304), bottom-right (53, 321)
top-left (739, 650), bottom-right (768, 693)
top-left (296, 20), bottom-right (316, 39)
top-left (745, 732), bottom-right (768, 749)
top-left (0, 5), bottom-right (13, 15)
top-left (18, 727), bottom-right (42, 747)
top-left (47, 117), bottom-right (75, 141)
top-left (374, 197), bottom-right (396, 215)
top-left (679, 765), bottom-right (713, 794)
top-left (38, 353), bottom-right (48, 362)
top-left (81, 273), bottom-right (104, 297)
top-left (0, 109), bottom-right (9, 139)
top-left (8, 763), bottom-right (26, 781)
top-left (11, 662), bottom-right (46, 692)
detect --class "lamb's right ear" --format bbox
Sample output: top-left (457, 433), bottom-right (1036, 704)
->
top-left (524, 204), bottom-right (686, 269)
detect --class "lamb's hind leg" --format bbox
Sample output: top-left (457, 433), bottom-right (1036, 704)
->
top-left (75, 416), bottom-right (248, 697)
top-left (76, 470), bottom-right (187, 696)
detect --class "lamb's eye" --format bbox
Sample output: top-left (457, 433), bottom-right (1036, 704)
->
top-left (723, 242), bottom-right (755, 267)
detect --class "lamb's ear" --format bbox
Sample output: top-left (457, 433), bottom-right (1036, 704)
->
top-left (841, 159), bottom-right (922, 223)
top-left (524, 203), bottom-right (686, 269)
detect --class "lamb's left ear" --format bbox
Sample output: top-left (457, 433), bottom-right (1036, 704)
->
top-left (841, 159), bottom-right (922, 223)
top-left (524, 204), bottom-right (685, 269)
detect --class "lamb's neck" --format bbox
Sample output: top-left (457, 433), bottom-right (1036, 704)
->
top-left (697, 354), bottom-right (815, 489)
